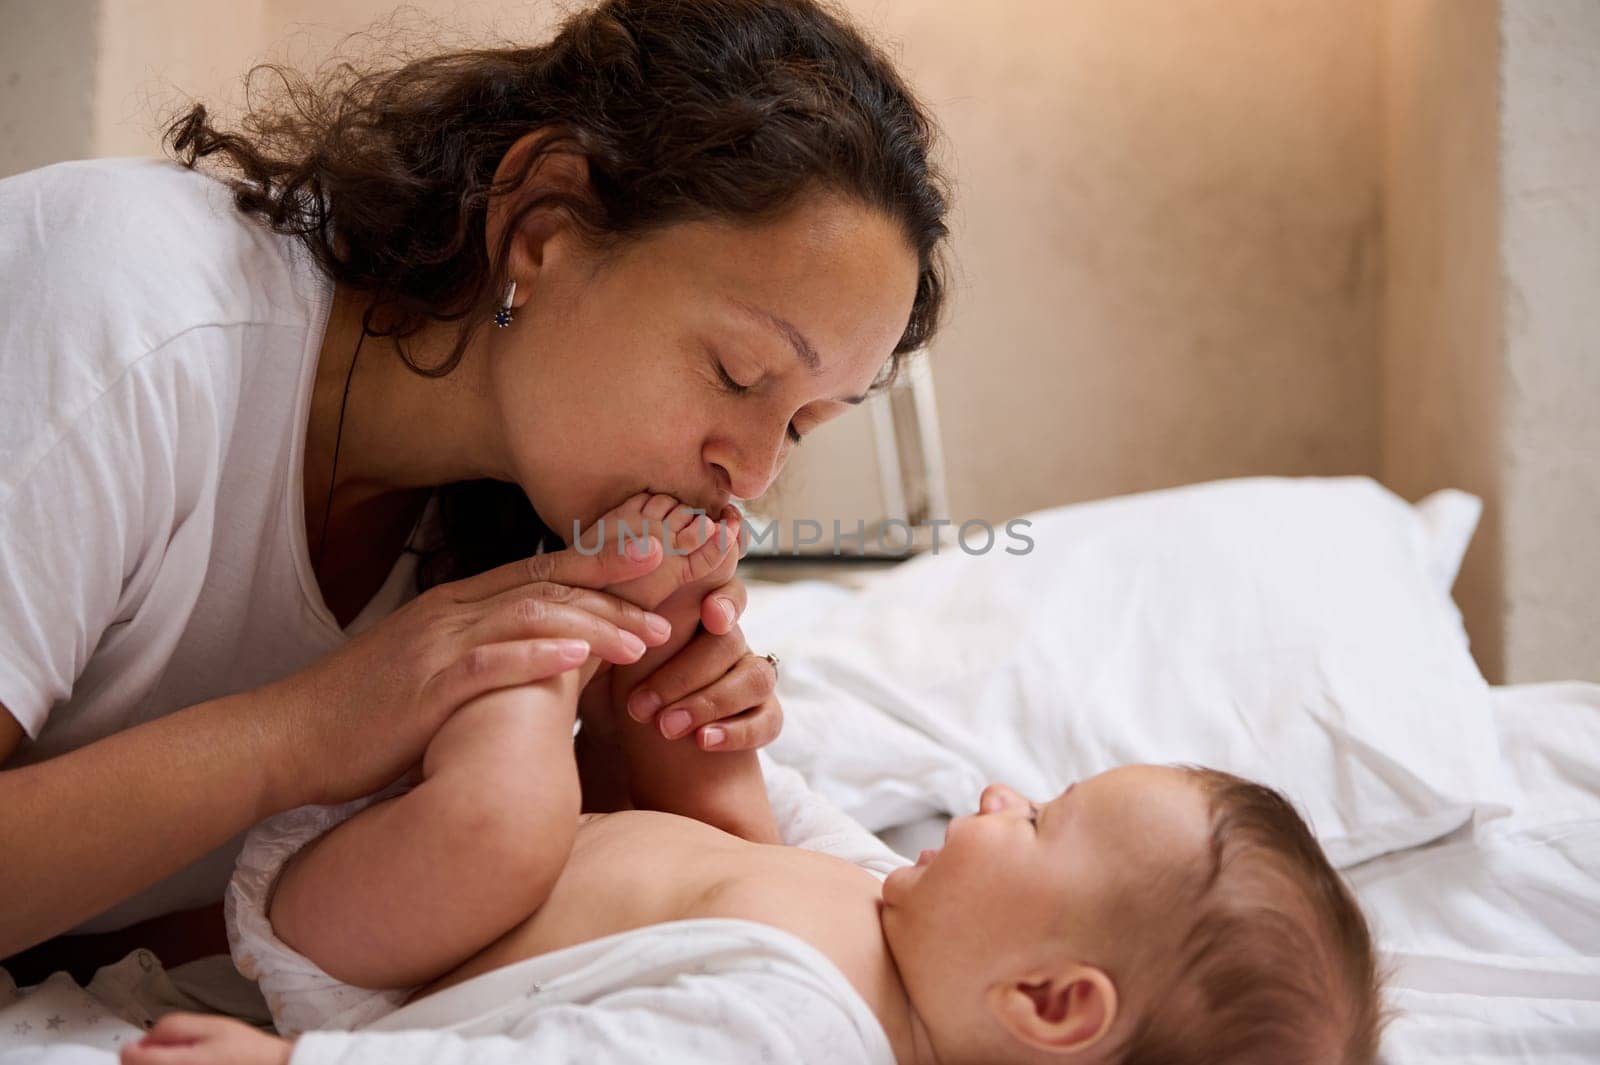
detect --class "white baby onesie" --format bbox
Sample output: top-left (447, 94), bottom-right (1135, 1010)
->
top-left (292, 918), bottom-right (896, 1065)
top-left (227, 753), bottom-right (911, 1059)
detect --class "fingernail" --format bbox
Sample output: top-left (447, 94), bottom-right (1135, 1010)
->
top-left (660, 709), bottom-right (692, 739)
top-left (626, 535), bottom-right (655, 561)
top-left (644, 614), bottom-right (672, 641)
top-left (716, 596), bottom-right (736, 625)
top-left (702, 726), bottom-right (726, 749)
top-left (555, 639), bottom-right (590, 661)
top-left (621, 631), bottom-right (647, 659)
top-left (628, 689), bottom-right (662, 722)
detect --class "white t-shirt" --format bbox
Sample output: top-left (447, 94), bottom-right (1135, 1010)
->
top-left (0, 156), bottom-right (421, 932)
top-left (293, 918), bottom-right (898, 1065)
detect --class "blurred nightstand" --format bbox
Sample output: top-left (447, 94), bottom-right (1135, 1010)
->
top-left (739, 554), bottom-right (906, 588)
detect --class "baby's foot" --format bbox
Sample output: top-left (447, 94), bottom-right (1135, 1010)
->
top-left (579, 492), bottom-right (740, 614)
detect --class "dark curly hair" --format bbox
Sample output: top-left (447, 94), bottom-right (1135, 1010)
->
top-left (160, 0), bottom-right (952, 587)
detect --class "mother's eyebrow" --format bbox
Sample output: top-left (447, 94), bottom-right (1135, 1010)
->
top-left (732, 298), bottom-right (822, 374)
top-left (730, 298), bottom-right (869, 405)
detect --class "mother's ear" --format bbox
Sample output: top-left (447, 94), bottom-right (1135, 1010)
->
top-left (485, 127), bottom-right (594, 304)
top-left (988, 963), bottom-right (1118, 1056)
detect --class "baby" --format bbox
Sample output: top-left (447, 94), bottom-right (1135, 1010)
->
top-left (122, 494), bottom-right (1385, 1065)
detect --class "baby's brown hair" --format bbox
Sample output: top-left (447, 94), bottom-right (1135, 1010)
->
top-left (1113, 767), bottom-right (1385, 1065)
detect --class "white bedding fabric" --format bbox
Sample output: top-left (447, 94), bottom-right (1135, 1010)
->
top-left (1354, 681), bottom-right (1600, 1062)
top-left (740, 477), bottom-right (1510, 869)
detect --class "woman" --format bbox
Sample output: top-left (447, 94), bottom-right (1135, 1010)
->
top-left (0, 0), bottom-right (949, 974)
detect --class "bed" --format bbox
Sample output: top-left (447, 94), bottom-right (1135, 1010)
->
top-left (736, 475), bottom-right (1600, 1064)
top-left (4, 475), bottom-right (1597, 1063)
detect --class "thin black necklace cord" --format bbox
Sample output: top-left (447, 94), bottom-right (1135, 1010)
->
top-left (315, 324), bottom-right (366, 575)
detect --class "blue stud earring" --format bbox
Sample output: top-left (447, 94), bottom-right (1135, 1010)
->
top-left (494, 280), bottom-right (517, 328)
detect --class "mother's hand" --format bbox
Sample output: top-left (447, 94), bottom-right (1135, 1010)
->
top-left (623, 575), bottom-right (784, 752)
top-left (262, 538), bottom-right (672, 809)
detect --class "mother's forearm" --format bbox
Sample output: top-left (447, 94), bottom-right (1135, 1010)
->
top-left (0, 689), bottom-right (284, 959)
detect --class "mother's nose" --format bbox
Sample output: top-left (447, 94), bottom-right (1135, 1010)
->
top-left (708, 441), bottom-right (784, 502)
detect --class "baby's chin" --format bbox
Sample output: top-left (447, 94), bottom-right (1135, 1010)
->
top-left (881, 849), bottom-right (939, 905)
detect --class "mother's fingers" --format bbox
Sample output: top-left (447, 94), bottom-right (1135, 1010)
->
top-left (428, 638), bottom-right (592, 711)
top-left (697, 696), bottom-right (783, 752)
top-left (624, 625), bottom-right (749, 722)
top-left (441, 535), bottom-right (662, 603)
top-left (654, 651), bottom-right (777, 739)
top-left (464, 585), bottom-right (668, 658)
top-left (473, 581), bottom-right (670, 649)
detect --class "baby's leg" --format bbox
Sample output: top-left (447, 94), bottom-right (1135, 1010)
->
top-left (590, 494), bottom-right (779, 842)
top-left (268, 669), bottom-right (583, 989)
top-left (610, 587), bottom-right (780, 843)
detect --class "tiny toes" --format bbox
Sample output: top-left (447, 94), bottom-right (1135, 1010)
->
top-left (665, 503), bottom-right (702, 535)
top-left (685, 528), bottom-right (735, 582)
top-left (644, 493), bottom-right (679, 522)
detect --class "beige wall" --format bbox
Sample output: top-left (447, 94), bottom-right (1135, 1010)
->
top-left (1380, 0), bottom-right (1504, 680)
top-left (91, 0), bottom-right (267, 159)
top-left (1381, 0), bottom-right (1600, 683)
top-left (782, 0), bottom-right (1385, 528)
top-left (3, 1), bottom-right (1595, 682)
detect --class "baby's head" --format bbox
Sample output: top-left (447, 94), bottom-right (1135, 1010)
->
top-left (880, 764), bottom-right (1382, 1065)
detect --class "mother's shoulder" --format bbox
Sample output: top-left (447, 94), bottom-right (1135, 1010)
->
top-left (0, 157), bottom-right (329, 480)
top-left (2, 156), bottom-right (323, 346)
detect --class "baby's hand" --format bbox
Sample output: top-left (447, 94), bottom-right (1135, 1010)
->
top-left (120, 1013), bottom-right (291, 1065)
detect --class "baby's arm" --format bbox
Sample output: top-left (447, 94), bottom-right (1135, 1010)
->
top-left (267, 668), bottom-right (585, 989)
top-left (606, 589), bottom-right (780, 844)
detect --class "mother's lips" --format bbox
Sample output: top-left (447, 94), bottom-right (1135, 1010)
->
top-left (915, 848), bottom-right (940, 867)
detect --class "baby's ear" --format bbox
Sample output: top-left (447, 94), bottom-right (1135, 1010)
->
top-left (989, 964), bottom-right (1117, 1055)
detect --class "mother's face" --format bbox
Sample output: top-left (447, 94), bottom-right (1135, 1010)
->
top-left (487, 192), bottom-right (922, 540)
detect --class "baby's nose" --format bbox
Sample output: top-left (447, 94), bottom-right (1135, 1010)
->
top-left (979, 782), bottom-right (1024, 813)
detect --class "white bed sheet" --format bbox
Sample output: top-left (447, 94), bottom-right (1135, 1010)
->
top-left (1353, 680), bottom-right (1600, 1062)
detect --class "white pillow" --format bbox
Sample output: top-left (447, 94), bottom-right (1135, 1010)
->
top-left (743, 476), bottom-right (1508, 868)
top-left (1412, 487), bottom-right (1482, 651)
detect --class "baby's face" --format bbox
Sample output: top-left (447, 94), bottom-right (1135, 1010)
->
top-left (880, 765), bottom-right (1213, 1030)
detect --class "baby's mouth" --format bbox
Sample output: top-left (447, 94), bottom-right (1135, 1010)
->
top-left (915, 848), bottom-right (940, 867)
